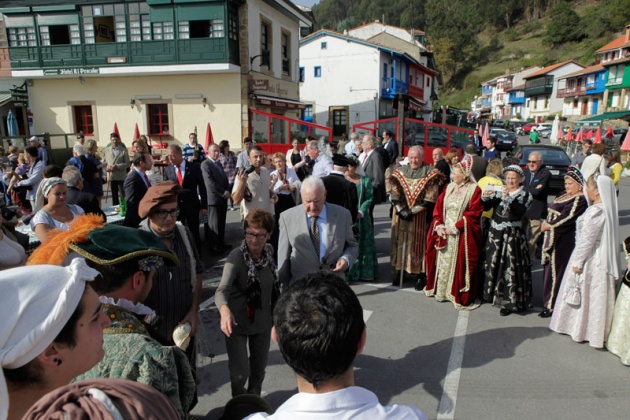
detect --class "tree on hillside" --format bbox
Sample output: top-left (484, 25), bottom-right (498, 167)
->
top-left (544, 1), bottom-right (585, 45)
top-left (312, 0), bottom-right (426, 31)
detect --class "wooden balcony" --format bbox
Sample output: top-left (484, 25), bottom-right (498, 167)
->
top-left (556, 86), bottom-right (586, 98)
top-left (408, 85), bottom-right (425, 101)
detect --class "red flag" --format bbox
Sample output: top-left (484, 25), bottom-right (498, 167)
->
top-left (566, 127), bottom-right (573, 142)
top-left (483, 122), bottom-right (490, 147)
top-left (622, 132), bottom-right (630, 152)
top-left (204, 122), bottom-right (214, 151)
top-left (557, 127), bottom-right (564, 140)
top-left (575, 128), bottom-right (583, 143)
top-left (133, 123), bottom-right (140, 141)
top-left (593, 127), bottom-right (602, 144)
top-left (604, 126), bottom-right (614, 139)
top-left (113, 122), bottom-right (120, 139)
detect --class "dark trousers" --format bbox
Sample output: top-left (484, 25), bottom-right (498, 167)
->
top-left (225, 331), bottom-right (271, 397)
top-left (178, 203), bottom-right (202, 253)
top-left (110, 180), bottom-right (125, 206)
top-left (207, 200), bottom-right (227, 248)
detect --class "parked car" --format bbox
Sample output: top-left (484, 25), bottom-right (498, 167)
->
top-left (516, 122), bottom-right (537, 135)
top-left (612, 128), bottom-right (628, 144)
top-left (492, 119), bottom-right (505, 128)
top-left (538, 128), bottom-right (552, 138)
top-left (533, 123), bottom-right (553, 132)
top-left (513, 144), bottom-right (572, 192)
top-left (490, 128), bottom-right (509, 137)
top-left (495, 131), bottom-right (518, 152)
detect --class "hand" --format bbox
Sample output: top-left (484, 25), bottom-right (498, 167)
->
top-left (437, 227), bottom-right (446, 238)
top-left (271, 193), bottom-right (279, 204)
top-left (200, 208), bottom-right (208, 216)
top-left (398, 209), bottom-right (413, 220)
top-left (219, 305), bottom-right (237, 337)
top-left (536, 184), bottom-right (543, 189)
top-left (445, 227), bottom-right (454, 235)
top-left (332, 258), bottom-right (349, 272)
top-left (483, 189), bottom-right (494, 196)
top-left (236, 170), bottom-right (248, 182)
top-left (573, 266), bottom-right (582, 274)
top-left (502, 186), bottom-right (509, 198)
top-left (223, 192), bottom-right (231, 200)
top-left (179, 307), bottom-right (200, 336)
top-left (540, 222), bottom-right (550, 232)
top-left (188, 157), bottom-right (194, 162)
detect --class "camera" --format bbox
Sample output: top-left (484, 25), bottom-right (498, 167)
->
top-left (243, 165), bottom-right (256, 175)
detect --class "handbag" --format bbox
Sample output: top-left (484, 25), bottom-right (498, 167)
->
top-left (564, 272), bottom-right (581, 306)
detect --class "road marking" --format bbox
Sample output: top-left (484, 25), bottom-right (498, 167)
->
top-left (437, 311), bottom-right (469, 420)
top-left (199, 295), bottom-right (216, 311)
top-left (363, 310), bottom-right (373, 323)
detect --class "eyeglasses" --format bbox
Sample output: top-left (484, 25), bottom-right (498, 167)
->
top-left (245, 232), bottom-right (268, 240)
top-left (153, 209), bottom-right (179, 219)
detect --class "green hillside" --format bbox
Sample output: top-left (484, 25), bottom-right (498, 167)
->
top-left (311, 0), bottom-right (630, 110)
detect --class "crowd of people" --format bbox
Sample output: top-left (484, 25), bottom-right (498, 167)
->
top-left (1, 128), bottom-right (630, 419)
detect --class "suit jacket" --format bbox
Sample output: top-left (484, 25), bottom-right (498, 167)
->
top-left (363, 151), bottom-right (386, 204)
top-left (374, 146), bottom-right (391, 168)
top-left (278, 203), bottom-right (358, 287)
top-left (66, 186), bottom-right (105, 220)
top-left (164, 161), bottom-right (208, 210)
top-left (321, 172), bottom-right (359, 223)
top-left (104, 145), bottom-right (130, 181)
top-left (469, 155), bottom-right (487, 183)
top-left (123, 168), bottom-right (149, 227)
top-left (522, 167), bottom-right (551, 220)
top-left (201, 158), bottom-right (229, 206)
top-left (383, 139), bottom-right (399, 164)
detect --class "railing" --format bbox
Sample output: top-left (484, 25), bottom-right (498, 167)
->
top-left (381, 77), bottom-right (408, 98)
top-left (0, 132), bottom-right (78, 165)
top-left (606, 78), bottom-right (623, 86)
top-left (408, 85), bottom-right (425, 100)
top-left (556, 86), bottom-right (586, 97)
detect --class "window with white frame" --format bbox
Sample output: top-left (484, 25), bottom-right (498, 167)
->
top-left (7, 27), bottom-right (37, 47)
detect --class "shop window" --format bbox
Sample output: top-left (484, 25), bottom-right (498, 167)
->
top-left (73, 105), bottom-right (94, 136)
top-left (147, 104), bottom-right (170, 136)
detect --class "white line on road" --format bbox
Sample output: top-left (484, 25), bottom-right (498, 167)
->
top-left (437, 311), bottom-right (470, 420)
top-left (363, 310), bottom-right (373, 323)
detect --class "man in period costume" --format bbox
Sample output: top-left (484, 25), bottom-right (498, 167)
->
top-left (26, 215), bottom-right (196, 419)
top-left (321, 154), bottom-right (359, 223)
top-left (389, 146), bottom-right (444, 290)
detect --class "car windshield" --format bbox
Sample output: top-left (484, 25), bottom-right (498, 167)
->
top-left (516, 148), bottom-right (571, 165)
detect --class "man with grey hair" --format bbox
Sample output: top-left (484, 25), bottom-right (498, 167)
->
top-left (522, 150), bottom-right (550, 259)
top-left (66, 143), bottom-right (99, 196)
top-left (305, 139), bottom-right (332, 178)
top-left (359, 134), bottom-right (385, 223)
top-left (345, 133), bottom-right (359, 156)
top-left (390, 146), bottom-right (444, 289)
top-left (277, 176), bottom-right (358, 287)
top-left (62, 165), bottom-right (104, 219)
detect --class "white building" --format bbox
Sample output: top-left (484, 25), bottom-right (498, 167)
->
top-left (299, 29), bottom-right (437, 137)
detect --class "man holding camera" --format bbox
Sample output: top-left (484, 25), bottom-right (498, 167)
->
top-left (202, 144), bottom-right (231, 252)
top-left (231, 145), bottom-right (277, 219)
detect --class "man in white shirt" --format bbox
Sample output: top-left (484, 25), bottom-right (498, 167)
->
top-left (344, 132), bottom-right (359, 156)
top-left (305, 139), bottom-right (332, 178)
top-left (246, 271), bottom-right (426, 420)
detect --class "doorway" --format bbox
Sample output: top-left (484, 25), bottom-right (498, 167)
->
top-left (329, 106), bottom-right (348, 138)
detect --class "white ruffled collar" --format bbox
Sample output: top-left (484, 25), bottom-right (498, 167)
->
top-left (99, 296), bottom-right (155, 316)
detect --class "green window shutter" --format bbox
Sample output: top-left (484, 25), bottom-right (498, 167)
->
top-left (4, 14), bottom-right (35, 28)
top-left (36, 13), bottom-right (79, 26)
top-left (150, 6), bottom-right (174, 22)
top-left (176, 3), bottom-right (223, 21)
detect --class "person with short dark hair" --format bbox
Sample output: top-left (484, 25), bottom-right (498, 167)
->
top-left (570, 139), bottom-right (592, 168)
top-left (236, 137), bottom-right (254, 169)
top-left (183, 133), bottom-right (206, 163)
top-left (202, 144), bottom-right (231, 253)
top-left (216, 209), bottom-right (276, 397)
top-left (247, 271), bottom-right (426, 419)
top-left (232, 145), bottom-right (277, 219)
top-left (11, 146), bottom-right (45, 210)
top-left (122, 152), bottom-right (152, 227)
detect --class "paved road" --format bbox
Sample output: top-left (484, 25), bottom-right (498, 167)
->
top-left (191, 143), bottom-right (630, 419)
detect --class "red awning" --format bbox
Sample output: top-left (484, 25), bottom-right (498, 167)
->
top-left (255, 95), bottom-right (305, 110)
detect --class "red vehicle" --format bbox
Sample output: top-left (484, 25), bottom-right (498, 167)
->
top-left (516, 123), bottom-right (537, 135)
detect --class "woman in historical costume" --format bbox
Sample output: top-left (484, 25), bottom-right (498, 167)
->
top-left (425, 158), bottom-right (483, 309)
top-left (30, 178), bottom-right (84, 243)
top-left (550, 174), bottom-right (619, 348)
top-left (1, 259), bottom-right (111, 420)
top-left (538, 167), bottom-right (588, 318)
top-left (607, 236), bottom-right (630, 364)
top-left (216, 209), bottom-right (276, 397)
top-left (482, 165), bottom-right (533, 316)
top-left (286, 138), bottom-right (308, 181)
top-left (345, 155), bottom-right (378, 282)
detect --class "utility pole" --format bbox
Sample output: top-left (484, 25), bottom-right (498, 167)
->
top-left (396, 94), bottom-right (405, 157)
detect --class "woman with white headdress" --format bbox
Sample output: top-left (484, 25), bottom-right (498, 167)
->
top-left (1, 259), bottom-right (111, 419)
top-left (29, 177), bottom-right (84, 242)
top-left (550, 174), bottom-right (619, 348)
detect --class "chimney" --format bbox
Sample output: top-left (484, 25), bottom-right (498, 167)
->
top-left (626, 24), bottom-right (630, 43)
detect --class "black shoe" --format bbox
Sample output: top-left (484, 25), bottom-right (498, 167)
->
top-left (538, 309), bottom-right (552, 318)
top-left (391, 271), bottom-right (402, 286)
top-left (500, 308), bottom-right (512, 316)
top-left (414, 274), bottom-right (427, 291)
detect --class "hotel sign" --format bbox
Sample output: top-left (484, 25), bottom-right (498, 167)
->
top-left (43, 68), bottom-right (100, 76)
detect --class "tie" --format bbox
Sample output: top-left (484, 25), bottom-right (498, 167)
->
top-left (215, 160), bottom-right (226, 179)
top-left (310, 216), bottom-right (320, 258)
top-left (143, 173), bottom-right (151, 188)
top-left (176, 166), bottom-right (183, 186)
top-left (361, 154), bottom-right (368, 166)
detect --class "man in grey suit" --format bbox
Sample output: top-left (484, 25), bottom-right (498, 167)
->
top-left (359, 134), bottom-right (385, 223)
top-left (278, 176), bottom-right (358, 288)
top-left (201, 144), bottom-right (231, 253)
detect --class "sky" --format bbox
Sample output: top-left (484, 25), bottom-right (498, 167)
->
top-left (294, 0), bottom-right (320, 7)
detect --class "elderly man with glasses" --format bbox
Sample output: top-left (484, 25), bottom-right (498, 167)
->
top-left (522, 151), bottom-right (551, 260)
top-left (138, 181), bottom-right (204, 373)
